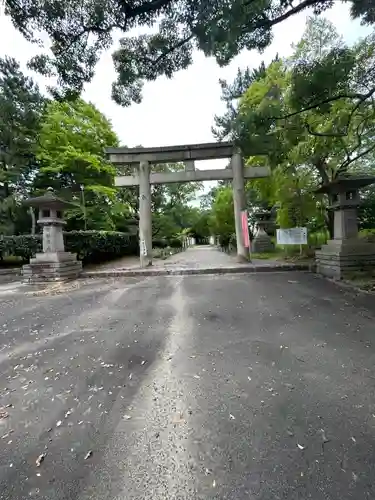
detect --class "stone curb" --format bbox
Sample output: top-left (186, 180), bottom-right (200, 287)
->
top-left (0, 268), bottom-right (21, 276)
top-left (81, 263), bottom-right (313, 278)
top-left (322, 275), bottom-right (375, 296)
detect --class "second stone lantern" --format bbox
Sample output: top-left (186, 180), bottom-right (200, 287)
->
top-left (22, 189), bottom-right (82, 283)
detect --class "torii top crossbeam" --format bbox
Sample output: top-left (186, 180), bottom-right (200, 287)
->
top-left (106, 141), bottom-right (235, 164)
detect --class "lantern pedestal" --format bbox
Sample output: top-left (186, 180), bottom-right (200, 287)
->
top-left (252, 212), bottom-right (274, 253)
top-left (22, 191), bottom-right (82, 284)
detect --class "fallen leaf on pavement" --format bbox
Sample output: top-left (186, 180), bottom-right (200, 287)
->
top-left (36, 454), bottom-right (46, 467)
top-left (320, 429), bottom-right (330, 443)
top-left (172, 412), bottom-right (186, 424)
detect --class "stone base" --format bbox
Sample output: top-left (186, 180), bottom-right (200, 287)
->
top-left (252, 233), bottom-right (275, 253)
top-left (315, 239), bottom-right (375, 279)
top-left (22, 259), bottom-right (82, 284)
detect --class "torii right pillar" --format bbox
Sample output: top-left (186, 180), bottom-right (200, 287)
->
top-left (232, 150), bottom-right (249, 262)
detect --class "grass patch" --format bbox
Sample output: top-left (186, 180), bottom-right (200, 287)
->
top-left (250, 252), bottom-right (280, 260)
top-left (0, 255), bottom-right (23, 268)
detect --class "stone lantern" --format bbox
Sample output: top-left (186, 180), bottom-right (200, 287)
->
top-left (315, 175), bottom-right (375, 278)
top-left (22, 189), bottom-right (82, 283)
top-left (252, 210), bottom-right (275, 253)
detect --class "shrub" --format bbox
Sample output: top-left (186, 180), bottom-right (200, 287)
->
top-left (0, 235), bottom-right (42, 261)
top-left (0, 231), bottom-right (139, 265)
top-left (168, 238), bottom-right (182, 249)
top-left (360, 228), bottom-right (375, 242)
top-left (153, 238), bottom-right (168, 249)
top-left (64, 231), bottom-right (138, 264)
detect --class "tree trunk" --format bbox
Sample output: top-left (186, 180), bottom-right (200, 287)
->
top-left (326, 207), bottom-right (334, 239)
top-left (314, 157), bottom-right (333, 238)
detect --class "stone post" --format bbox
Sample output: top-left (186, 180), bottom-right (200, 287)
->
top-left (139, 161), bottom-right (153, 267)
top-left (231, 151), bottom-right (249, 262)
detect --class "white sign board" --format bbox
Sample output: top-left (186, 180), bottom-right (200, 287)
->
top-left (277, 227), bottom-right (307, 245)
top-left (140, 239), bottom-right (147, 256)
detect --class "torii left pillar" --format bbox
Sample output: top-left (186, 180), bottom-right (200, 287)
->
top-left (232, 151), bottom-right (249, 262)
top-left (139, 161), bottom-right (153, 267)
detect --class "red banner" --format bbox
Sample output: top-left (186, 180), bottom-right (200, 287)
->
top-left (241, 210), bottom-right (250, 248)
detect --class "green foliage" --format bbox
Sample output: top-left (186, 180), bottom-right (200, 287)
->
top-left (359, 188), bottom-right (375, 230)
top-left (205, 17), bottom-right (375, 242)
top-left (236, 18), bottom-right (375, 181)
top-left (35, 99), bottom-right (118, 191)
top-left (153, 238), bottom-right (168, 249)
top-left (0, 231), bottom-right (138, 264)
top-left (168, 238), bottom-right (183, 249)
top-left (151, 163), bottom-right (203, 240)
top-left (6, 0), bottom-right (374, 105)
top-left (0, 235), bottom-right (42, 261)
top-left (209, 186), bottom-right (235, 247)
top-left (64, 231), bottom-right (138, 263)
top-left (0, 56), bottom-right (46, 234)
top-left (34, 98), bottom-right (132, 231)
top-left (212, 57), bottom-right (280, 142)
top-left (190, 210), bottom-right (211, 241)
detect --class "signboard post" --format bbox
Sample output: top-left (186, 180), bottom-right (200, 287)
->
top-left (241, 210), bottom-right (251, 260)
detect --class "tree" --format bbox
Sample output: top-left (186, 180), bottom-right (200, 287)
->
top-left (150, 163), bottom-right (203, 239)
top-left (359, 186), bottom-right (375, 231)
top-left (238, 19), bottom-right (375, 177)
top-left (34, 98), bottom-right (128, 230)
top-left (212, 57), bottom-right (279, 141)
top-left (0, 56), bottom-right (45, 234)
top-left (4, 0), bottom-right (374, 105)
top-left (224, 16), bottom-right (375, 237)
top-left (190, 210), bottom-right (211, 242)
top-left (209, 186), bottom-right (235, 247)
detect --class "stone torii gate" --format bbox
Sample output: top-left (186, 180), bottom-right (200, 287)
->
top-left (108, 142), bottom-right (270, 267)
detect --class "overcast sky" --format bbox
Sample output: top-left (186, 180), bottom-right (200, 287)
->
top-left (0, 2), bottom-right (370, 182)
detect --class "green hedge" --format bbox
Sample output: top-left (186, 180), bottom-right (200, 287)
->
top-left (153, 238), bottom-right (168, 249)
top-left (0, 231), bottom-right (139, 265)
top-left (153, 238), bottom-right (182, 249)
top-left (0, 235), bottom-right (42, 261)
top-left (168, 238), bottom-right (182, 249)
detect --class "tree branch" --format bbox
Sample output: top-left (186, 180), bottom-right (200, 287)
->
top-left (305, 122), bottom-right (346, 137)
top-left (121, 0), bottom-right (174, 17)
top-left (246, 0), bottom-right (323, 30)
top-left (275, 92), bottom-right (366, 120)
top-left (145, 34), bottom-right (194, 66)
top-left (313, 157), bottom-right (330, 184)
top-left (336, 143), bottom-right (375, 175)
top-left (281, 86), bottom-right (375, 137)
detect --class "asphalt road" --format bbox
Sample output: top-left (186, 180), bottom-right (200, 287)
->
top-left (1, 272), bottom-right (375, 499)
